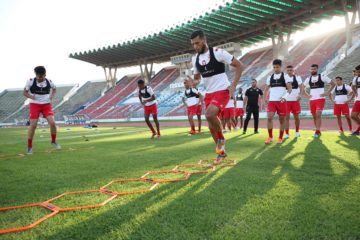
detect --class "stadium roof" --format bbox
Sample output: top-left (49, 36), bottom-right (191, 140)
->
top-left (69, 0), bottom-right (355, 68)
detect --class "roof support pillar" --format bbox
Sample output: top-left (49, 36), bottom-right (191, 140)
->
top-left (103, 66), bottom-right (117, 88)
top-left (139, 62), bottom-right (153, 83)
top-left (342, 0), bottom-right (357, 57)
top-left (269, 25), bottom-right (291, 60)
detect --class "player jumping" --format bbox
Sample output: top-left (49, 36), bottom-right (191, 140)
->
top-left (23, 66), bottom-right (61, 154)
top-left (186, 30), bottom-right (243, 163)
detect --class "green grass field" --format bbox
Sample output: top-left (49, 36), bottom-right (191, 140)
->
top-left (0, 126), bottom-right (360, 240)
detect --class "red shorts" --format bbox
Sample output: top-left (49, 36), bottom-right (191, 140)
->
top-left (286, 101), bottom-right (301, 115)
top-left (223, 108), bottom-right (235, 119)
top-left (352, 101), bottom-right (360, 113)
top-left (235, 108), bottom-right (244, 117)
top-left (29, 103), bottom-right (54, 119)
top-left (144, 104), bottom-right (158, 116)
top-left (267, 101), bottom-right (287, 116)
top-left (187, 105), bottom-right (202, 116)
top-left (334, 104), bottom-right (350, 116)
top-left (310, 99), bottom-right (326, 114)
top-left (204, 90), bottom-right (230, 110)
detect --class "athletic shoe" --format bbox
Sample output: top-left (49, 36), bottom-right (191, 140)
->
top-left (351, 131), bottom-right (360, 136)
top-left (283, 134), bottom-right (289, 140)
top-left (27, 147), bottom-right (33, 155)
top-left (277, 138), bottom-right (283, 144)
top-left (52, 143), bottom-right (61, 150)
top-left (264, 137), bottom-right (273, 144)
top-left (214, 152), bottom-right (227, 164)
top-left (242, 131), bottom-right (247, 134)
top-left (215, 139), bottom-right (225, 155)
top-left (296, 132), bottom-right (301, 138)
top-left (313, 133), bottom-right (320, 138)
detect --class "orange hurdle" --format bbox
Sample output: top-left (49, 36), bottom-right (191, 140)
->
top-left (173, 164), bottom-right (216, 174)
top-left (140, 170), bottom-right (191, 183)
top-left (100, 178), bottom-right (159, 196)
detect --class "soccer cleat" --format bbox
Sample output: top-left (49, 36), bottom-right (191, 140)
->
top-left (283, 134), bottom-right (289, 140)
top-left (26, 148), bottom-right (33, 155)
top-left (264, 137), bottom-right (273, 144)
top-left (277, 138), bottom-right (283, 144)
top-left (296, 132), bottom-right (301, 138)
top-left (52, 143), bottom-right (61, 150)
top-left (351, 131), bottom-right (360, 136)
top-left (215, 139), bottom-right (225, 155)
top-left (214, 152), bottom-right (227, 164)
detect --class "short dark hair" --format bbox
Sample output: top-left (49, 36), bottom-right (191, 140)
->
top-left (252, 78), bottom-right (257, 82)
top-left (286, 65), bottom-right (293, 68)
top-left (137, 79), bottom-right (145, 85)
top-left (190, 30), bottom-right (205, 39)
top-left (272, 59), bottom-right (282, 66)
top-left (355, 65), bottom-right (360, 71)
top-left (311, 64), bottom-right (319, 68)
top-left (335, 76), bottom-right (343, 80)
top-left (34, 66), bottom-right (46, 75)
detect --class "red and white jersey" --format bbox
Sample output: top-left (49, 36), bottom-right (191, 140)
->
top-left (266, 73), bottom-right (293, 101)
top-left (192, 48), bottom-right (233, 94)
top-left (287, 76), bottom-right (302, 101)
top-left (331, 84), bottom-right (352, 104)
top-left (139, 86), bottom-right (157, 106)
top-left (303, 74), bottom-right (332, 100)
top-left (352, 76), bottom-right (360, 101)
top-left (24, 78), bottom-right (56, 104)
top-left (184, 88), bottom-right (200, 107)
top-left (225, 98), bottom-right (235, 108)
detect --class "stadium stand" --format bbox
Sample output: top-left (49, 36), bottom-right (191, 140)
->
top-left (54, 80), bottom-right (107, 121)
top-left (0, 89), bottom-right (27, 123)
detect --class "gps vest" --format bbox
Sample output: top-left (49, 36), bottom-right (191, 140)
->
top-left (139, 86), bottom-right (151, 98)
top-left (195, 47), bottom-right (226, 78)
top-left (335, 85), bottom-right (348, 96)
top-left (270, 72), bottom-right (286, 88)
top-left (291, 75), bottom-right (299, 89)
top-left (29, 78), bottom-right (51, 95)
top-left (185, 88), bottom-right (199, 98)
top-left (309, 74), bottom-right (324, 89)
top-left (356, 77), bottom-right (360, 89)
top-left (236, 93), bottom-right (243, 101)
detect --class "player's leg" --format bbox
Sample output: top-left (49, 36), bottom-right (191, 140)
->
top-left (243, 108), bottom-right (251, 134)
top-left (294, 114), bottom-right (300, 137)
top-left (145, 114), bottom-right (156, 138)
top-left (152, 114), bottom-right (160, 137)
top-left (265, 112), bottom-right (275, 144)
top-left (239, 115), bottom-right (243, 129)
top-left (27, 119), bottom-right (38, 154)
top-left (351, 111), bottom-right (360, 134)
top-left (188, 114), bottom-right (196, 134)
top-left (336, 115), bottom-right (343, 133)
top-left (46, 116), bottom-right (61, 149)
top-left (197, 114), bottom-right (202, 133)
top-left (315, 110), bottom-right (322, 136)
top-left (284, 113), bottom-right (290, 139)
top-left (345, 114), bottom-right (352, 133)
top-left (253, 108), bottom-right (259, 134)
top-left (206, 104), bottom-right (226, 161)
top-left (278, 103), bottom-right (287, 143)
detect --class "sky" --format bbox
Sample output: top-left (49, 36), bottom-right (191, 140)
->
top-left (0, 0), bottom-right (354, 92)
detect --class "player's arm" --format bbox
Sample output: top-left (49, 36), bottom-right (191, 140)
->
top-left (182, 96), bottom-right (188, 107)
top-left (329, 91), bottom-right (335, 104)
top-left (138, 95), bottom-right (144, 105)
top-left (352, 84), bottom-right (358, 98)
top-left (263, 85), bottom-right (270, 104)
top-left (228, 59), bottom-right (244, 94)
top-left (346, 87), bottom-right (354, 104)
top-left (298, 83), bottom-right (304, 101)
top-left (322, 79), bottom-right (336, 96)
top-left (302, 79), bottom-right (311, 99)
top-left (198, 92), bottom-right (204, 106)
top-left (281, 82), bottom-right (292, 102)
top-left (50, 88), bottom-right (56, 102)
top-left (243, 96), bottom-right (248, 109)
top-left (144, 95), bottom-right (156, 103)
top-left (23, 89), bottom-right (35, 100)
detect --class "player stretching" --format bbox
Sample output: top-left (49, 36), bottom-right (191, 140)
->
top-left (303, 64), bottom-right (335, 138)
top-left (329, 76), bottom-right (353, 134)
top-left (351, 65), bottom-right (360, 135)
top-left (284, 65), bottom-right (303, 139)
top-left (235, 88), bottom-right (244, 129)
top-left (23, 66), bottom-right (61, 154)
top-left (138, 79), bottom-right (160, 139)
top-left (182, 80), bottom-right (203, 134)
top-left (264, 59), bottom-right (293, 144)
top-left (187, 30), bottom-right (243, 163)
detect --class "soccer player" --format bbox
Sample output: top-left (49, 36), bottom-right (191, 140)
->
top-left (284, 65), bottom-right (303, 139)
top-left (138, 79), bottom-right (160, 139)
top-left (23, 66), bottom-right (61, 154)
top-left (223, 95), bottom-right (236, 131)
top-left (264, 59), bottom-right (293, 144)
top-left (186, 30), bottom-right (243, 163)
top-left (329, 76), bottom-right (353, 134)
top-left (303, 64), bottom-right (335, 138)
top-left (182, 80), bottom-right (203, 134)
top-left (235, 88), bottom-right (244, 129)
top-left (351, 65), bottom-right (360, 135)
top-left (243, 79), bottom-right (263, 134)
